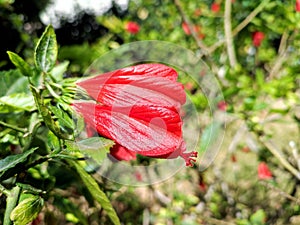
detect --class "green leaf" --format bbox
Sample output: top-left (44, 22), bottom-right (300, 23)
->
top-left (34, 25), bottom-right (57, 73)
top-left (6, 77), bottom-right (29, 95)
top-left (7, 51), bottom-right (33, 77)
top-left (250, 209), bottom-right (266, 225)
top-left (10, 195), bottom-right (44, 225)
top-left (16, 183), bottom-right (45, 195)
top-left (68, 160), bottom-right (120, 225)
top-left (50, 61), bottom-right (69, 82)
top-left (0, 93), bottom-right (35, 112)
top-left (0, 148), bottom-right (38, 177)
top-left (66, 137), bottom-right (114, 165)
top-left (47, 130), bottom-right (60, 151)
top-left (0, 69), bottom-right (23, 97)
top-left (49, 105), bottom-right (75, 130)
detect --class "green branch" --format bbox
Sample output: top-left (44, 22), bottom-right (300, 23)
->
top-left (0, 121), bottom-right (27, 133)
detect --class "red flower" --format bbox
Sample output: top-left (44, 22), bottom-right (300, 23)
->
top-left (252, 31), bottom-right (265, 47)
top-left (211, 2), bottom-right (221, 13)
top-left (125, 21), bottom-right (140, 34)
top-left (182, 23), bottom-right (205, 39)
top-left (182, 22), bottom-right (191, 35)
top-left (296, 0), bottom-right (300, 12)
top-left (258, 162), bottom-right (273, 180)
top-left (74, 64), bottom-right (198, 166)
top-left (217, 100), bottom-right (227, 111)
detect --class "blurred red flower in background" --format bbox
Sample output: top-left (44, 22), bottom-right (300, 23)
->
top-left (182, 22), bottom-right (191, 35)
top-left (217, 100), bottom-right (227, 111)
top-left (258, 162), bottom-right (273, 180)
top-left (74, 64), bottom-right (198, 166)
top-left (252, 31), bottom-right (265, 47)
top-left (211, 2), bottom-right (221, 13)
top-left (296, 0), bottom-right (300, 12)
top-left (125, 21), bottom-right (140, 34)
top-left (182, 22), bottom-right (205, 39)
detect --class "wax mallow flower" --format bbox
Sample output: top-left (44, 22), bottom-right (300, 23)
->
top-left (258, 162), bottom-right (273, 180)
top-left (252, 31), bottom-right (265, 47)
top-left (125, 21), bottom-right (140, 34)
top-left (296, 0), bottom-right (300, 12)
top-left (73, 64), bottom-right (198, 166)
top-left (211, 2), bottom-right (221, 13)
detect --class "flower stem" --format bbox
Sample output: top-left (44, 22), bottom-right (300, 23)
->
top-left (232, 0), bottom-right (271, 36)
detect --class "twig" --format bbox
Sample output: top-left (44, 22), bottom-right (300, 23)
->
top-left (261, 180), bottom-right (300, 204)
top-left (207, 0), bottom-right (270, 55)
top-left (290, 141), bottom-right (300, 171)
top-left (0, 184), bottom-right (10, 196)
top-left (143, 208), bottom-right (150, 225)
top-left (259, 137), bottom-right (300, 180)
top-left (268, 50), bottom-right (287, 79)
top-left (224, 0), bottom-right (237, 67)
top-left (153, 189), bottom-right (172, 205)
top-left (173, 0), bottom-right (210, 56)
top-left (232, 0), bottom-right (271, 36)
top-left (268, 31), bottom-right (289, 79)
top-left (278, 31), bottom-right (289, 55)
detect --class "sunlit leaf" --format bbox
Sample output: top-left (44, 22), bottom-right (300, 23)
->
top-left (10, 195), bottom-right (44, 225)
top-left (7, 51), bottom-right (33, 77)
top-left (0, 93), bottom-right (35, 112)
top-left (34, 25), bottom-right (57, 73)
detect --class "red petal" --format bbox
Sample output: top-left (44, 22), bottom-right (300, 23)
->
top-left (110, 144), bottom-right (137, 161)
top-left (127, 105), bottom-right (182, 137)
top-left (258, 162), bottom-right (272, 180)
top-left (73, 102), bottom-right (184, 157)
top-left (111, 63), bottom-right (178, 81)
top-left (99, 83), bottom-right (184, 110)
top-left (77, 65), bottom-right (185, 108)
top-left (77, 64), bottom-right (178, 86)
